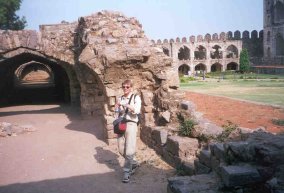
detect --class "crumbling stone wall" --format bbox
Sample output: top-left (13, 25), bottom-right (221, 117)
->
top-left (74, 11), bottom-right (181, 144)
top-left (0, 11), bottom-right (182, 144)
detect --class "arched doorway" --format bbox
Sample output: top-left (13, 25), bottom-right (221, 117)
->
top-left (178, 64), bottom-right (190, 75)
top-left (211, 45), bottom-right (223, 59)
top-left (0, 49), bottom-right (80, 106)
top-left (195, 63), bottom-right (206, 71)
top-left (227, 62), bottom-right (238, 70)
top-left (178, 46), bottom-right (190, 60)
top-left (211, 63), bottom-right (222, 72)
top-left (194, 45), bottom-right (206, 60)
top-left (226, 45), bottom-right (239, 58)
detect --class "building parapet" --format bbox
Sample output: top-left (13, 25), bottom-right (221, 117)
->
top-left (152, 30), bottom-right (263, 44)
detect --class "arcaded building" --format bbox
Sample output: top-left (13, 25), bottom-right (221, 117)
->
top-left (153, 34), bottom-right (243, 75)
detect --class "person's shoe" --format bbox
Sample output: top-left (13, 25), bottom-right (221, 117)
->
top-left (122, 172), bottom-right (130, 183)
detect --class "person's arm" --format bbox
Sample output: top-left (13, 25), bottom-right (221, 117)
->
top-left (125, 95), bottom-right (141, 114)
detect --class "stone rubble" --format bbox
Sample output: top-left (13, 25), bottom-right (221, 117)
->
top-left (0, 122), bottom-right (36, 137)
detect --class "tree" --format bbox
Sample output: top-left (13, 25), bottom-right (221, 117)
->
top-left (0, 0), bottom-right (26, 30)
top-left (239, 48), bottom-right (250, 73)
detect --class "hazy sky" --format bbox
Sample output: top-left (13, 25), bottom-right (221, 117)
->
top-left (17, 0), bottom-right (263, 40)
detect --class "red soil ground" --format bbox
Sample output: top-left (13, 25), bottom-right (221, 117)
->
top-left (185, 92), bottom-right (284, 134)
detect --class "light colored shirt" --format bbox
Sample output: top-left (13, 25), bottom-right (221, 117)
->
top-left (119, 93), bottom-right (141, 122)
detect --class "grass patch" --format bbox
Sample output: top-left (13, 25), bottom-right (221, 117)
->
top-left (180, 79), bottom-right (284, 107)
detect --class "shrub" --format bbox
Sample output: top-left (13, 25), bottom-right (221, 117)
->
top-left (272, 119), bottom-right (284, 126)
top-left (216, 121), bottom-right (238, 142)
top-left (180, 76), bottom-right (196, 83)
top-left (177, 113), bottom-right (197, 137)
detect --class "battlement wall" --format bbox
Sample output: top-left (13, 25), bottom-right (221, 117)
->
top-left (152, 30), bottom-right (264, 44)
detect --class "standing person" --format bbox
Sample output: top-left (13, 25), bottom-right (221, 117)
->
top-left (115, 79), bottom-right (142, 183)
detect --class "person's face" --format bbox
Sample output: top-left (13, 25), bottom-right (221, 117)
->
top-left (122, 84), bottom-right (131, 95)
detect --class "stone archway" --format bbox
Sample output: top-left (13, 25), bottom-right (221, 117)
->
top-left (178, 46), bottom-right (190, 60)
top-left (195, 63), bottom-right (206, 71)
top-left (211, 63), bottom-right (222, 72)
top-left (227, 62), bottom-right (238, 70)
top-left (226, 45), bottom-right (239, 58)
top-left (0, 48), bottom-right (80, 106)
top-left (178, 64), bottom-right (190, 75)
top-left (194, 45), bottom-right (207, 60)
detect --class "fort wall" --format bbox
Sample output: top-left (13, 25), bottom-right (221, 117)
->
top-left (150, 30), bottom-right (264, 75)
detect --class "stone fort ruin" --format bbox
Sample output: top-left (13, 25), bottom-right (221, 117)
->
top-left (0, 0), bottom-right (283, 144)
top-left (0, 10), bottom-right (182, 145)
top-left (0, 0), bottom-right (284, 192)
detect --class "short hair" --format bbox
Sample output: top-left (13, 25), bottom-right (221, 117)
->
top-left (122, 79), bottom-right (133, 87)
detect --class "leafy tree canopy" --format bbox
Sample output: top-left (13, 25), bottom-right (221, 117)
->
top-left (0, 0), bottom-right (26, 30)
top-left (239, 48), bottom-right (250, 73)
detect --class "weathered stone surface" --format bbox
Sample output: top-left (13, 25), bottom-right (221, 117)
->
top-left (220, 165), bottom-right (262, 187)
top-left (161, 111), bottom-right (171, 123)
top-left (180, 101), bottom-right (195, 111)
top-left (166, 135), bottom-right (199, 160)
top-left (224, 141), bottom-right (256, 162)
top-left (181, 158), bottom-right (195, 176)
top-left (141, 91), bottom-right (154, 106)
top-left (168, 174), bottom-right (220, 193)
top-left (195, 117), bottom-right (223, 137)
top-left (198, 150), bottom-right (211, 168)
top-left (210, 143), bottom-right (226, 161)
top-left (194, 160), bottom-right (211, 174)
top-left (151, 127), bottom-right (168, 147)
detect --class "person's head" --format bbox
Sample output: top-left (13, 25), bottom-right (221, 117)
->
top-left (122, 79), bottom-right (133, 96)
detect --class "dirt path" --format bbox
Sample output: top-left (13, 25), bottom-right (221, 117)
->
top-left (185, 91), bottom-right (284, 133)
top-left (0, 104), bottom-right (174, 193)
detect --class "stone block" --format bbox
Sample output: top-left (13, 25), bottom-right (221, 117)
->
top-left (225, 141), bottom-right (255, 162)
top-left (104, 115), bottom-right (115, 125)
top-left (144, 113), bottom-right (155, 126)
top-left (151, 127), bottom-right (168, 147)
top-left (161, 111), bottom-right (171, 123)
top-left (180, 100), bottom-right (195, 111)
top-left (166, 135), bottom-right (199, 160)
top-left (167, 174), bottom-right (219, 193)
top-left (143, 105), bottom-right (154, 113)
top-left (141, 90), bottom-right (154, 106)
top-left (194, 160), bottom-right (211, 174)
top-left (162, 148), bottom-right (176, 167)
top-left (220, 165), bottom-right (262, 187)
top-left (210, 156), bottom-right (221, 172)
top-left (181, 159), bottom-right (195, 176)
top-left (198, 149), bottom-right (211, 168)
top-left (210, 143), bottom-right (226, 161)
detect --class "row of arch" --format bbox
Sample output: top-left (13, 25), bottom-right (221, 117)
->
top-left (153, 30), bottom-right (263, 44)
top-left (163, 44), bottom-right (240, 60)
top-left (178, 62), bottom-right (238, 75)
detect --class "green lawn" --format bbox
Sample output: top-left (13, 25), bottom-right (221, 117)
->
top-left (180, 79), bottom-right (284, 107)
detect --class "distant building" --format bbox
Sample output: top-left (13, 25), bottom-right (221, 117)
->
top-left (263, 0), bottom-right (284, 58)
top-left (154, 0), bottom-right (284, 75)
